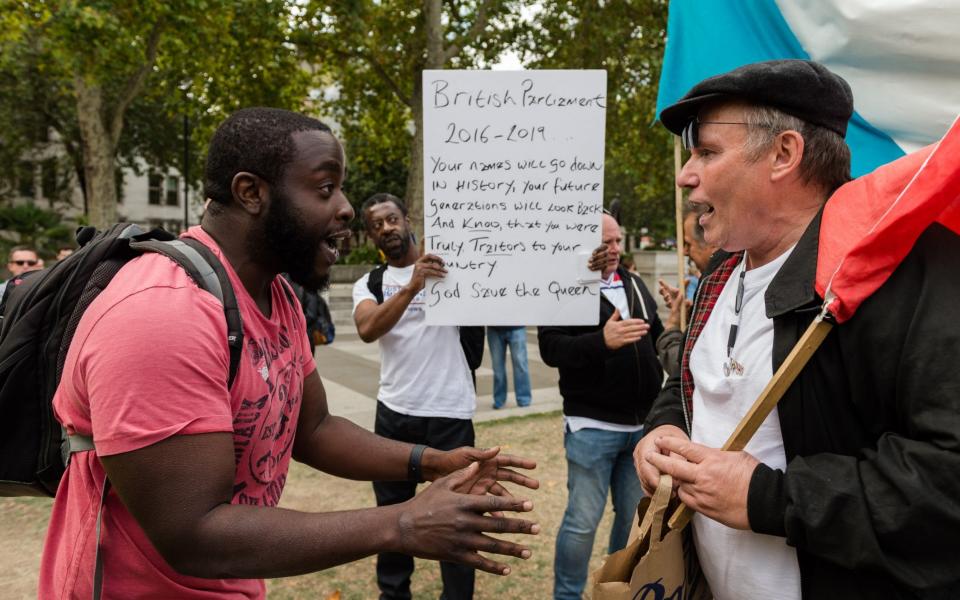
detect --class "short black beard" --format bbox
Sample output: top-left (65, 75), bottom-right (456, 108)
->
top-left (380, 231), bottom-right (411, 261)
top-left (253, 185), bottom-right (330, 291)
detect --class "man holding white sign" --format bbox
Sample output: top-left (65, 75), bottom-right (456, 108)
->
top-left (538, 212), bottom-right (664, 600)
top-left (353, 192), bottom-right (489, 600)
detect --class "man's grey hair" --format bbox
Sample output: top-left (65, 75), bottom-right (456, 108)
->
top-left (741, 104), bottom-right (851, 195)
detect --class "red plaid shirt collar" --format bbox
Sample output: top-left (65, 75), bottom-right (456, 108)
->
top-left (680, 251), bottom-right (745, 431)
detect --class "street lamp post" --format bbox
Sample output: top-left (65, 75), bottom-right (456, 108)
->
top-left (183, 111), bottom-right (190, 231)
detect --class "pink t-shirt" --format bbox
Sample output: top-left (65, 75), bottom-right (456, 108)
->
top-left (39, 226), bottom-right (316, 599)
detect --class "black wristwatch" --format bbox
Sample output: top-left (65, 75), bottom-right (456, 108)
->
top-left (408, 444), bottom-right (428, 483)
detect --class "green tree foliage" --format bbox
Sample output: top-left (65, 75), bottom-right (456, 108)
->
top-left (0, 204), bottom-right (73, 259)
top-left (515, 0), bottom-right (675, 240)
top-left (0, 1), bottom-right (308, 228)
top-left (297, 0), bottom-right (525, 235)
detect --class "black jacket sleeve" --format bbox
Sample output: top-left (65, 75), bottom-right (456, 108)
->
top-left (643, 373), bottom-right (687, 433)
top-left (749, 225), bottom-right (960, 593)
top-left (536, 325), bottom-right (608, 369)
top-left (656, 328), bottom-right (683, 380)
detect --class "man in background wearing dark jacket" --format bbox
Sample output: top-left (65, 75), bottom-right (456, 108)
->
top-left (538, 212), bottom-right (663, 600)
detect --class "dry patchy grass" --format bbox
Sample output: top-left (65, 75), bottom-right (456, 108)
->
top-left (1, 411), bottom-right (620, 599)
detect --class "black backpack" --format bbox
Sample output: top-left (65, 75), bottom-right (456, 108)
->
top-left (366, 264), bottom-right (484, 371)
top-left (285, 276), bottom-right (335, 346)
top-left (0, 224), bottom-right (244, 497)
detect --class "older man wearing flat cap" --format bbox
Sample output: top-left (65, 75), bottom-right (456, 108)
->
top-left (633, 59), bottom-right (960, 600)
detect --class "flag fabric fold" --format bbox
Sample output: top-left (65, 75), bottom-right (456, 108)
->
top-left (816, 115), bottom-right (960, 324)
top-left (656, 0), bottom-right (960, 176)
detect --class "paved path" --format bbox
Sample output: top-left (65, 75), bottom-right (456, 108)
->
top-left (314, 328), bottom-right (563, 430)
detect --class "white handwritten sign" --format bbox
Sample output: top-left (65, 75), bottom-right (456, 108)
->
top-left (422, 69), bottom-right (607, 325)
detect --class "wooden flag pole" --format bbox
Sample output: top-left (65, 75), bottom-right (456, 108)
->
top-left (668, 313), bottom-right (835, 530)
top-left (674, 136), bottom-right (687, 331)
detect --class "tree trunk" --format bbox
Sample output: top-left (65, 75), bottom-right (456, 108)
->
top-left (74, 76), bottom-right (118, 228)
top-left (405, 78), bottom-right (425, 239)
top-left (407, 0), bottom-right (447, 240)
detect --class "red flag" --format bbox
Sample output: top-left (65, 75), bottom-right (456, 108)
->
top-left (816, 115), bottom-right (960, 324)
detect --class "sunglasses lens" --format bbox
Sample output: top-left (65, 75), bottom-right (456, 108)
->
top-left (681, 120), bottom-right (697, 150)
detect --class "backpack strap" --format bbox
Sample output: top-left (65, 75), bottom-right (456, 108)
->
top-left (364, 263), bottom-right (481, 375)
top-left (129, 238), bottom-right (244, 389)
top-left (275, 274), bottom-right (298, 308)
top-left (92, 474), bottom-right (110, 600)
top-left (366, 264), bottom-right (388, 304)
top-left (459, 326), bottom-right (485, 372)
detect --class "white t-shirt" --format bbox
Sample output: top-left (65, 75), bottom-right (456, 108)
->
top-left (688, 248), bottom-right (801, 600)
top-left (352, 265), bottom-right (475, 419)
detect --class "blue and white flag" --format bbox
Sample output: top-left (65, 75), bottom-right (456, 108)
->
top-left (656, 0), bottom-right (960, 176)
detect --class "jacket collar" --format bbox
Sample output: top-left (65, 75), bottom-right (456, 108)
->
top-left (698, 208), bottom-right (824, 319)
top-left (600, 266), bottom-right (635, 314)
top-left (764, 207), bottom-right (824, 318)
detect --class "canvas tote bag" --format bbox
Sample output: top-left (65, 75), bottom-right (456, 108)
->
top-left (590, 474), bottom-right (711, 600)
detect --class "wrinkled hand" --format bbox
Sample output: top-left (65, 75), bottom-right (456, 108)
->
top-left (602, 309), bottom-right (650, 350)
top-left (658, 279), bottom-right (692, 330)
top-left (658, 279), bottom-right (682, 311)
top-left (633, 424), bottom-right (689, 496)
top-left (407, 253), bottom-right (447, 293)
top-left (588, 244), bottom-right (608, 272)
top-left (423, 446), bottom-right (539, 498)
top-left (396, 463), bottom-right (540, 575)
top-left (645, 436), bottom-right (759, 530)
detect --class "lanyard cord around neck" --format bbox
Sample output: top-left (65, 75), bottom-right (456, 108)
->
top-left (726, 261), bottom-right (747, 360)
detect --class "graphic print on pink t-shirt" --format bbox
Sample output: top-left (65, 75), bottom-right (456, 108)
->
top-left (232, 328), bottom-right (304, 506)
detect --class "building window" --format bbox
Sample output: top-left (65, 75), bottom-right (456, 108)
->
top-left (148, 172), bottom-right (163, 205)
top-left (116, 167), bottom-right (124, 204)
top-left (17, 161), bottom-right (35, 198)
top-left (165, 176), bottom-right (179, 206)
top-left (41, 159), bottom-right (56, 198)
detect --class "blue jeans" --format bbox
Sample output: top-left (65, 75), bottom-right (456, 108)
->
top-left (486, 327), bottom-right (532, 408)
top-left (554, 426), bottom-right (645, 600)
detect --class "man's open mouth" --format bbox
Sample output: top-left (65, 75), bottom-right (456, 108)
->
top-left (382, 235), bottom-right (403, 249)
top-left (322, 229), bottom-right (350, 261)
top-left (697, 202), bottom-right (715, 224)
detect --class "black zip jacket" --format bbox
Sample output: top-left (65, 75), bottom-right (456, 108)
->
top-left (645, 212), bottom-right (960, 599)
top-left (538, 266), bottom-right (664, 426)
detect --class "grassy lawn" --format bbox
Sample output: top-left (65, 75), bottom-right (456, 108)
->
top-left (1, 411), bottom-right (619, 599)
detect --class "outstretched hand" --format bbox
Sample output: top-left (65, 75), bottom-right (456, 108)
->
top-left (603, 309), bottom-right (650, 350)
top-left (396, 462), bottom-right (540, 575)
top-left (423, 446), bottom-right (539, 497)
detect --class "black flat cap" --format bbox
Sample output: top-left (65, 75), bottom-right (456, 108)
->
top-left (659, 59), bottom-right (854, 137)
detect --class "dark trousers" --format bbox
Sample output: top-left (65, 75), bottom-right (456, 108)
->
top-left (373, 401), bottom-right (476, 600)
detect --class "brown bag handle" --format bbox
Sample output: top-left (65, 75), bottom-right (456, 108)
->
top-left (638, 474), bottom-right (673, 557)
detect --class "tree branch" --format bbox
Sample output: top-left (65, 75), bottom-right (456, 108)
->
top-left (442, 0), bottom-right (496, 63)
top-left (301, 37), bottom-right (412, 108)
top-left (360, 50), bottom-right (412, 108)
top-left (109, 22), bottom-right (162, 147)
